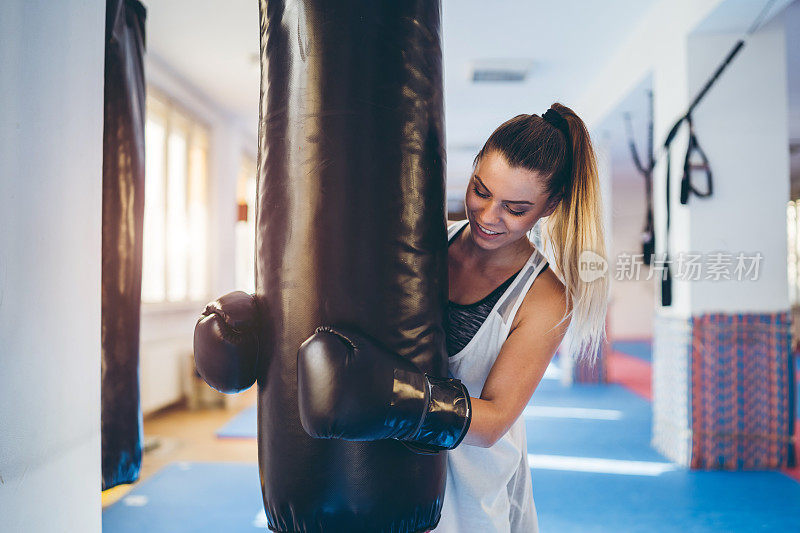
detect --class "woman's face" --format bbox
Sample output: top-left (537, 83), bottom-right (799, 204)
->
top-left (464, 150), bottom-right (554, 251)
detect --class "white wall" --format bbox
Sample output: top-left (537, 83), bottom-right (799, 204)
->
top-left (576, 0), bottom-right (727, 129)
top-left (139, 53), bottom-right (257, 413)
top-left (610, 171), bottom-right (656, 339)
top-left (0, 1), bottom-right (105, 531)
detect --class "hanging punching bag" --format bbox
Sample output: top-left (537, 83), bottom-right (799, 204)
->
top-left (101, 0), bottom-right (146, 490)
top-left (194, 1), bottom-right (451, 531)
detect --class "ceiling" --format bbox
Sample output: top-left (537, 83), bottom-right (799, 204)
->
top-left (142, 0), bottom-right (798, 195)
top-left (142, 0), bottom-right (658, 191)
top-left (439, 0), bottom-right (657, 188)
top-left (143, 0), bottom-right (261, 128)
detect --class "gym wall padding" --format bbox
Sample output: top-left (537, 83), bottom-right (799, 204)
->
top-left (101, 0), bottom-right (146, 490)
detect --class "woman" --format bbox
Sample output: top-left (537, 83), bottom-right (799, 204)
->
top-left (433, 103), bottom-right (608, 532)
top-left (295, 102), bottom-right (607, 532)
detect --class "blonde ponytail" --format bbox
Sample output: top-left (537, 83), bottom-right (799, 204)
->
top-left (541, 103), bottom-right (608, 362)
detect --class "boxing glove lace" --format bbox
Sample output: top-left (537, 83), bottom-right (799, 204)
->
top-left (297, 325), bottom-right (471, 451)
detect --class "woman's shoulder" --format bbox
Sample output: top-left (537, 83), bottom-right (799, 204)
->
top-left (513, 264), bottom-right (570, 331)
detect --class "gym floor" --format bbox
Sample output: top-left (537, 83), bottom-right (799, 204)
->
top-left (102, 343), bottom-right (800, 532)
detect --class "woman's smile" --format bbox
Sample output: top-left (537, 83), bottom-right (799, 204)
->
top-left (473, 221), bottom-right (504, 239)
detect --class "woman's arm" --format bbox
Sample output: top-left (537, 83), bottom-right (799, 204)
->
top-left (461, 268), bottom-right (571, 448)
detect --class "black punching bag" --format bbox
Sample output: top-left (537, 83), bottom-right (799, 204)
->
top-left (101, 0), bottom-right (146, 490)
top-left (256, 1), bottom-right (448, 531)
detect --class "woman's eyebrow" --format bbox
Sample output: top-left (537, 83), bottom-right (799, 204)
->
top-left (474, 175), bottom-right (535, 205)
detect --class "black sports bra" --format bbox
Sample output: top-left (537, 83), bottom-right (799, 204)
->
top-left (445, 223), bottom-right (523, 356)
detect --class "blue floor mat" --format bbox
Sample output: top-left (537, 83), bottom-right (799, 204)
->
top-left (103, 459), bottom-right (800, 533)
top-left (216, 406), bottom-right (257, 439)
top-left (534, 468), bottom-right (800, 532)
top-left (528, 380), bottom-right (663, 462)
top-left (530, 379), bottom-right (800, 532)
top-left (612, 339), bottom-right (652, 362)
top-left (103, 462), bottom-right (263, 533)
top-left (107, 368), bottom-right (800, 532)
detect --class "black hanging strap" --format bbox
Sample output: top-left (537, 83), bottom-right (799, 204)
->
top-left (624, 90), bottom-right (656, 263)
top-left (680, 116), bottom-right (713, 204)
top-left (662, 39), bottom-right (744, 207)
top-left (661, 141), bottom-right (673, 306)
top-left (658, 0), bottom-right (775, 306)
top-left (660, 39), bottom-right (746, 306)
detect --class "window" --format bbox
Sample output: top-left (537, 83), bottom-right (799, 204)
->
top-left (142, 90), bottom-right (209, 303)
top-left (235, 155), bottom-right (257, 294)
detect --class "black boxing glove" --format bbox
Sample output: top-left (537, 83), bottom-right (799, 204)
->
top-left (193, 291), bottom-right (260, 393)
top-left (297, 325), bottom-right (471, 452)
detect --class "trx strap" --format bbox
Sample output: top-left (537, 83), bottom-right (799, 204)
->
top-left (662, 141), bottom-right (673, 306)
top-left (660, 39), bottom-right (745, 306)
top-left (680, 116), bottom-right (713, 204)
top-left (603, 0), bottom-right (778, 307)
top-left (624, 91), bottom-right (655, 264)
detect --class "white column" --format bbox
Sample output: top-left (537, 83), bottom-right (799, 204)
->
top-left (651, 15), bottom-right (791, 465)
top-left (654, 14), bottom-right (790, 319)
top-left (0, 1), bottom-right (105, 531)
top-left (685, 23), bottom-right (790, 314)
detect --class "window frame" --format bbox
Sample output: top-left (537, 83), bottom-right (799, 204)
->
top-left (142, 86), bottom-right (211, 306)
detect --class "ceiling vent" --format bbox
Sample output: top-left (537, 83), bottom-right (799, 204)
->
top-left (469, 59), bottom-right (534, 83)
top-left (448, 143), bottom-right (482, 153)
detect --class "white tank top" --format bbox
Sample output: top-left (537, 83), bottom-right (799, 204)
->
top-left (434, 220), bottom-right (549, 533)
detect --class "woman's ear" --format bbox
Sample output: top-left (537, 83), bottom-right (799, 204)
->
top-left (541, 197), bottom-right (560, 218)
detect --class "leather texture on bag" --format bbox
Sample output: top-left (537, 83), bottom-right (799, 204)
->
top-left (255, 1), bottom-right (448, 531)
top-left (101, 0), bottom-right (147, 491)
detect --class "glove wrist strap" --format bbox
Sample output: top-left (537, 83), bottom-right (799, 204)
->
top-left (403, 375), bottom-right (472, 452)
